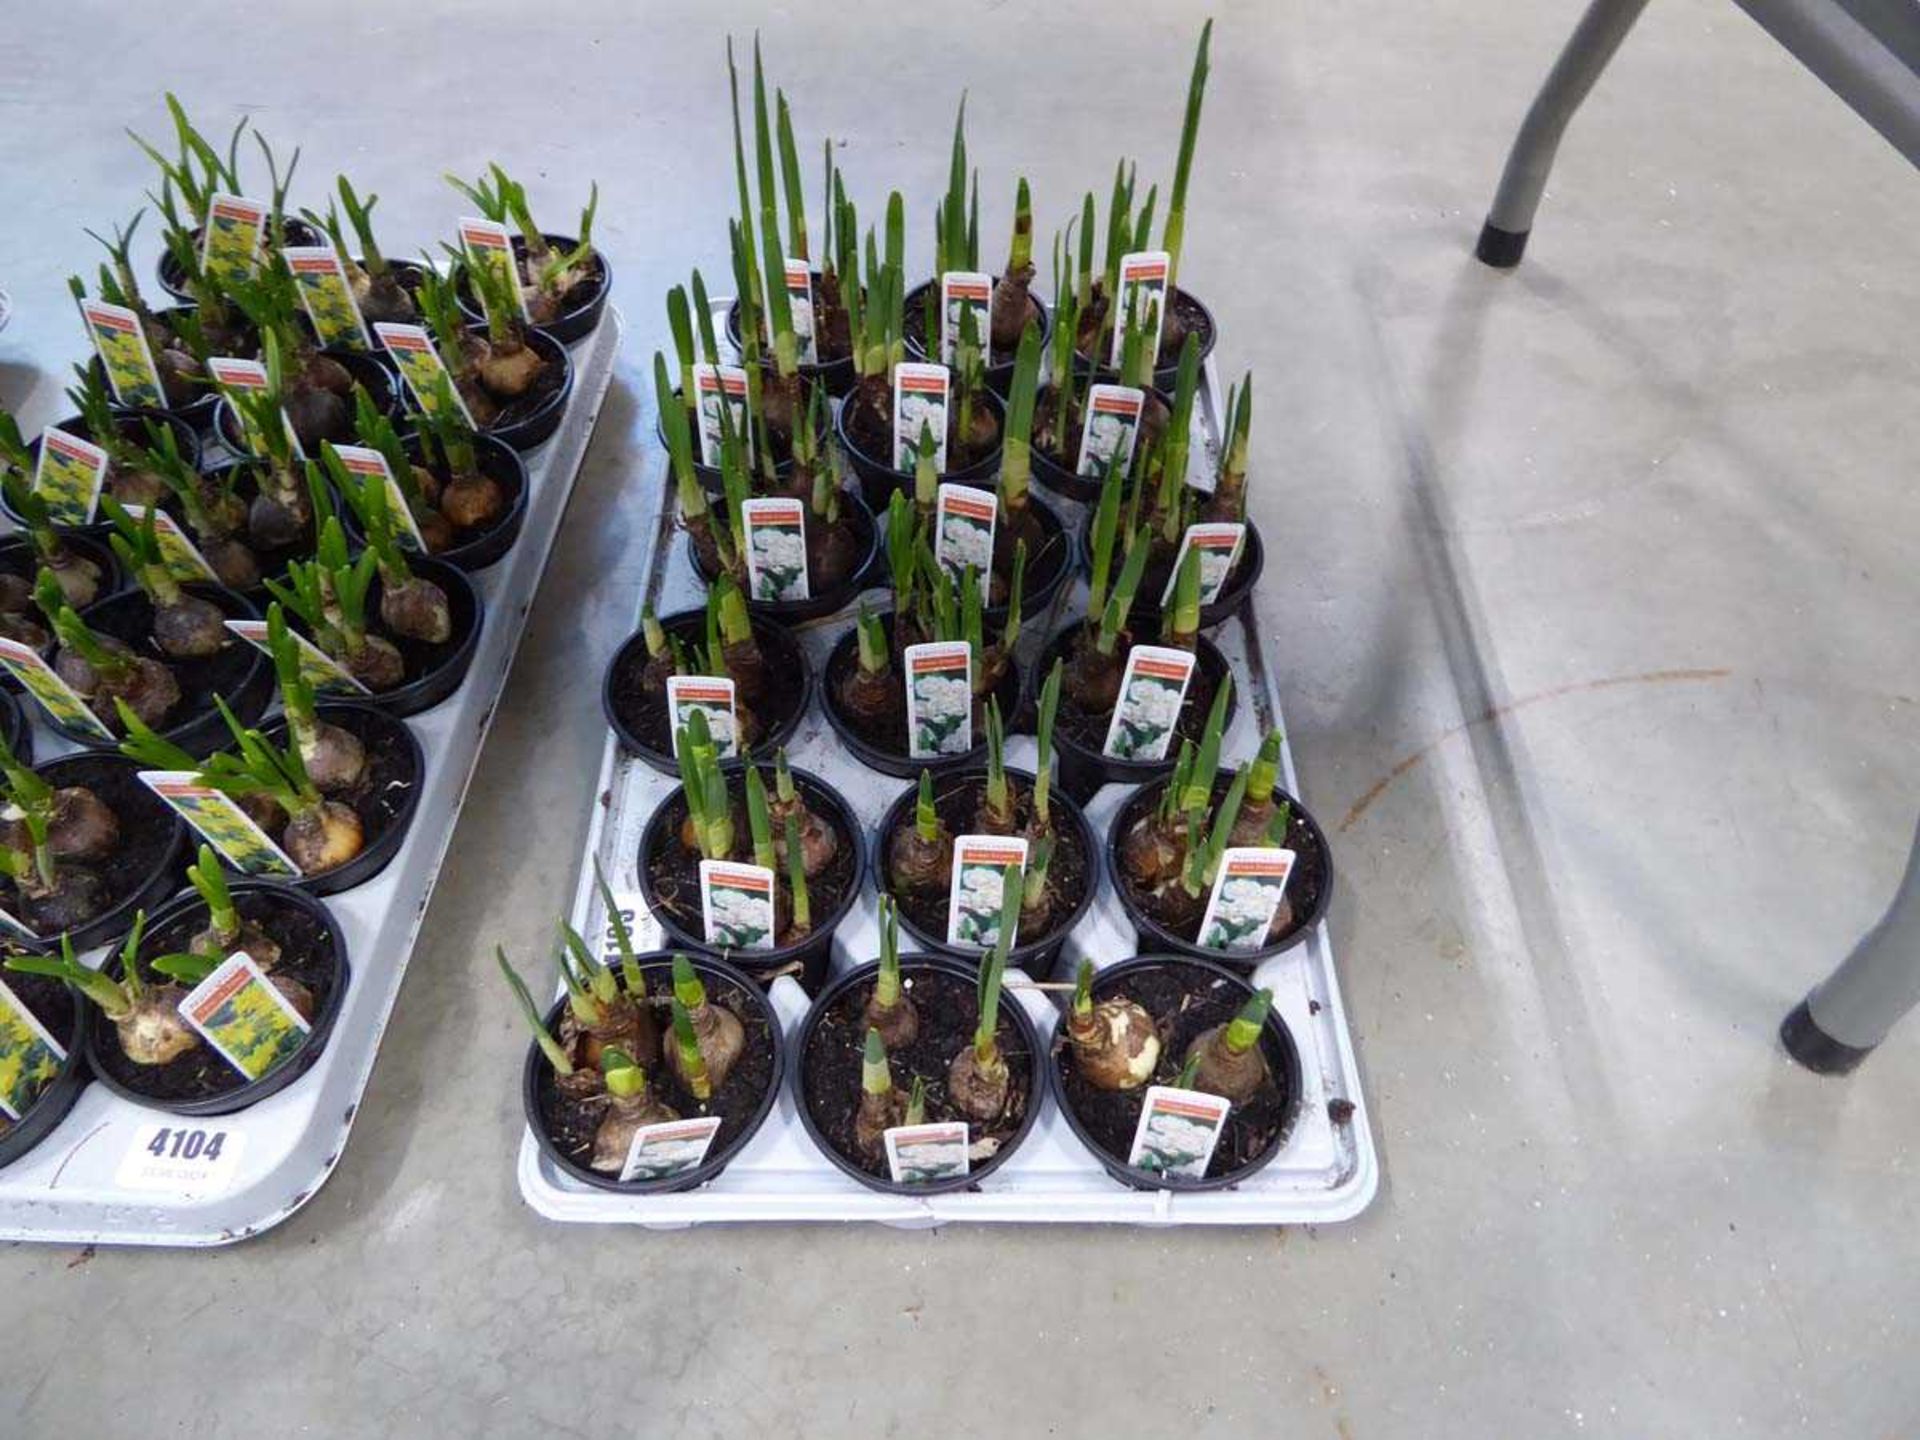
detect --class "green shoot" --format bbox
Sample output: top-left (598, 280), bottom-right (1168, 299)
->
top-left (983, 698), bottom-right (1010, 827)
top-left (8, 930), bottom-right (142, 1018)
top-left (1032, 658), bottom-right (1062, 831)
top-left (1223, 988), bottom-right (1272, 1055)
top-left (592, 855), bottom-right (647, 1000)
top-left (862, 1027), bottom-right (892, 1098)
top-left (876, 894), bottom-right (903, 1008)
top-left (973, 863), bottom-right (1023, 1067)
top-left (914, 770), bottom-right (941, 844)
top-left (785, 811), bottom-right (810, 933)
top-left (496, 945), bottom-right (572, 1075)
top-left (1086, 446), bottom-right (1126, 620)
top-left (1176, 1051), bottom-right (1202, 1090)
top-left (1162, 545), bottom-right (1203, 647)
top-left (185, 843), bottom-right (238, 941)
top-left (1095, 533), bottom-right (1152, 656)
top-left (671, 994), bottom-right (711, 1101)
top-left (903, 1075), bottom-right (927, 1126)
top-left (1181, 763), bottom-right (1250, 898)
top-left (1162, 21), bottom-right (1214, 292)
top-left (744, 761), bottom-right (776, 872)
top-left (999, 322), bottom-right (1042, 514)
top-left (1248, 729), bottom-right (1283, 805)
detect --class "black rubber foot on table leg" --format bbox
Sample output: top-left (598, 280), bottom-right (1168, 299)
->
top-left (1475, 221), bottom-right (1530, 268)
top-left (1780, 1000), bottom-right (1873, 1075)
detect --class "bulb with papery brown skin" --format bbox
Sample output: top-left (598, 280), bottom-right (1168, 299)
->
top-left (723, 639), bottom-right (768, 706)
top-left (97, 658), bottom-right (181, 731)
top-left (477, 340), bottom-right (545, 400)
top-left (42, 551), bottom-right (101, 609)
top-left (1146, 878), bottom-right (1205, 935)
top-left (107, 463), bottom-right (168, 509)
top-left (414, 508), bottom-right (456, 554)
top-left (836, 663), bottom-right (897, 728)
top-left (197, 479), bottom-right (249, 538)
top-left (854, 1084), bottom-right (906, 1157)
top-left (0, 574), bottom-right (33, 614)
top-left (284, 388), bottom-right (350, 451)
top-left (356, 273), bottom-right (417, 327)
top-left (249, 488), bottom-right (312, 553)
top-left (407, 464), bottom-right (443, 509)
top-left (54, 635), bottom-right (132, 700)
top-left (665, 999), bottom-right (746, 1094)
top-left (201, 537), bottom-right (261, 593)
top-left (455, 377), bottom-right (499, 429)
top-left (887, 824), bottom-right (952, 895)
top-left (282, 800), bottom-right (364, 875)
top-left (1184, 1022), bottom-right (1268, 1105)
top-left (439, 472), bottom-right (503, 531)
top-left (345, 635), bottom-right (406, 692)
top-left (1121, 813), bottom-right (1185, 890)
top-left (947, 1044), bottom-right (1009, 1123)
top-left (152, 594), bottom-right (229, 659)
top-left (47, 786), bottom-right (118, 862)
top-left (270, 974), bottom-right (315, 1023)
top-left (298, 721), bottom-right (367, 795)
top-left (192, 916), bottom-right (282, 972)
top-left (116, 985), bottom-right (199, 1066)
top-left (1069, 997), bottom-right (1161, 1092)
top-left (379, 575), bottom-right (451, 645)
top-left (1063, 635), bottom-right (1126, 716)
top-left (0, 614), bottom-right (47, 651)
top-left (770, 797), bottom-right (837, 879)
top-left (863, 985), bottom-right (918, 1050)
top-left (804, 517), bottom-right (858, 592)
top-left (239, 792), bottom-right (288, 836)
top-left (590, 1088), bottom-right (680, 1172)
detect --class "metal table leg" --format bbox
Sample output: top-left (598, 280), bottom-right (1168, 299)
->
top-left (1475, 0), bottom-right (1656, 267)
top-left (1782, 814), bottom-right (1920, 1073)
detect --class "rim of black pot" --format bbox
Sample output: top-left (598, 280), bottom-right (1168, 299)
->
top-left (84, 879), bottom-right (350, 1118)
top-left (473, 324), bottom-right (574, 452)
top-left (870, 765), bottom-right (1101, 982)
top-left (658, 385), bottom-right (826, 499)
top-left (1038, 622), bottom-right (1238, 801)
top-left (1108, 776), bottom-right (1335, 966)
top-left (345, 556), bottom-right (485, 718)
top-left (900, 277), bottom-right (1053, 393)
top-left (213, 347), bottom-right (399, 456)
top-left (792, 952), bottom-right (1045, 1196)
top-left (0, 688), bottom-right (28, 765)
top-left (453, 233), bottom-right (611, 346)
top-left (336, 431), bottom-right (529, 574)
top-left (155, 217), bottom-right (322, 302)
top-left (686, 486), bottom-right (880, 624)
top-left (523, 950), bottom-right (785, 1194)
top-left (820, 610), bottom-right (1028, 780)
top-left (250, 703), bottom-right (425, 896)
top-left (15, 754), bottom-right (190, 954)
top-left (45, 584), bottom-right (270, 756)
top-left (1073, 284), bottom-right (1219, 392)
top-left (1075, 508), bottom-right (1265, 629)
top-left (602, 609), bottom-right (813, 776)
top-left (1046, 952), bottom-right (1303, 1192)
top-left (638, 762), bottom-right (866, 992)
top-left (8, 411), bottom-right (202, 537)
top-left (1028, 381), bottom-right (1174, 505)
top-left (834, 384), bottom-right (1007, 511)
top-left (724, 273), bottom-right (858, 396)
top-left (0, 970), bottom-right (91, 1169)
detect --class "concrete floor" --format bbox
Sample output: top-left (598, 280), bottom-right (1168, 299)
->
top-left (3, 0), bottom-right (1917, 1434)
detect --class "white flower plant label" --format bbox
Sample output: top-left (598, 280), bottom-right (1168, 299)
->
top-left (939, 271), bottom-right (993, 368)
top-left (620, 1115), bottom-right (724, 1183)
top-left (740, 496), bottom-right (810, 603)
top-left (692, 363), bottom-right (753, 467)
top-left (892, 362), bottom-right (950, 471)
top-left (933, 485), bottom-right (996, 595)
top-left (1077, 384), bottom-right (1146, 481)
top-left (1108, 250), bottom-right (1171, 367)
top-left (698, 860), bottom-right (777, 951)
top-left (1161, 523), bottom-right (1247, 608)
top-left (946, 835), bottom-right (1028, 950)
top-left (782, 259), bottom-right (816, 364)
top-left (903, 641), bottom-right (973, 759)
top-left (884, 1121), bottom-right (971, 1185)
top-left (1196, 847), bottom-right (1297, 952)
top-left (1127, 1085), bottom-right (1232, 1180)
top-left (665, 675), bottom-right (739, 759)
top-left (1101, 645), bottom-right (1197, 763)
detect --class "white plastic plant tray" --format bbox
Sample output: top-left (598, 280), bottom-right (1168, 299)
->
top-left (517, 356), bottom-right (1377, 1228)
top-left (0, 308), bottom-right (622, 1247)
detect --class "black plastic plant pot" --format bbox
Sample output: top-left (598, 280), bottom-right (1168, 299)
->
top-left (0, 965), bottom-right (91, 1169)
top-left (872, 766), bottom-right (1100, 983)
top-left (793, 953), bottom-right (1044, 1195)
top-left (820, 611), bottom-right (1027, 781)
top-left (524, 951), bottom-right (784, 1194)
top-left (686, 488), bottom-right (879, 624)
top-left (337, 432), bottom-right (529, 574)
top-left (1075, 285), bottom-right (1219, 393)
top-left (0, 531), bottom-right (124, 693)
top-left (1076, 510), bottom-right (1266, 630)
top-left (637, 764), bottom-right (865, 993)
top-left (454, 233), bottom-right (611, 346)
top-left (6, 754), bottom-right (189, 954)
top-left (473, 325), bottom-right (574, 452)
top-left (0, 688), bottom-right (28, 764)
top-left (214, 347), bottom-right (399, 457)
top-left (602, 609), bottom-right (812, 777)
top-left (834, 384), bottom-right (1006, 513)
top-left (48, 584), bottom-right (270, 757)
top-left (1038, 622), bottom-right (1237, 805)
top-left (9, 410), bottom-right (202, 536)
top-left (1108, 773), bottom-right (1335, 966)
top-left (725, 273), bottom-right (858, 397)
top-left (85, 880), bottom-right (350, 1118)
top-left (657, 386), bottom-right (826, 500)
top-left (254, 703), bottom-right (425, 896)
top-left (1048, 953), bottom-right (1303, 1192)
top-left (1029, 383), bottom-right (1174, 506)
top-left (357, 557), bottom-right (485, 718)
top-left (155, 216), bottom-right (323, 303)
top-left (901, 278), bottom-right (1053, 397)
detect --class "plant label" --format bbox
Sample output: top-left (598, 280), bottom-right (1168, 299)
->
top-left (1161, 522), bottom-right (1246, 607)
top-left (933, 485), bottom-right (996, 595)
top-left (207, 356), bottom-right (304, 458)
top-left (698, 860), bottom-right (777, 951)
top-left (884, 1121), bottom-right (971, 1185)
top-left (903, 641), bottom-right (973, 759)
top-left (200, 193), bottom-right (268, 284)
top-left (0, 637), bottom-right (113, 740)
top-left (118, 504), bottom-right (220, 584)
top-left (224, 619), bottom-right (369, 695)
top-left (0, 979), bottom-right (66, 1122)
top-left (1076, 384), bottom-right (1147, 481)
top-left (30, 427), bottom-right (108, 526)
top-left (619, 1114), bottom-right (724, 1183)
top-left (374, 324), bottom-right (477, 425)
top-left (115, 1122), bottom-right (247, 1197)
top-left (458, 217), bottom-right (531, 323)
top-left (1102, 645), bottom-right (1197, 762)
top-left (179, 952), bottom-right (311, 1082)
top-left (139, 771), bottom-right (301, 877)
top-left (599, 888), bottom-right (662, 962)
top-left (1109, 250), bottom-right (1171, 368)
top-left (946, 835), bottom-right (1028, 950)
top-left (328, 444), bottom-right (429, 551)
top-left (782, 259), bottom-right (816, 364)
top-left (740, 496), bottom-right (810, 603)
top-left (665, 675), bottom-right (740, 759)
top-left (939, 271), bottom-right (994, 369)
top-left (892, 363), bottom-right (950, 472)
top-left (282, 245), bottom-right (371, 348)
top-left (1196, 847), bottom-right (1297, 952)
top-left (1127, 1085), bottom-right (1231, 1180)
top-left (78, 299), bottom-right (165, 408)
top-left (691, 362), bottom-right (754, 468)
